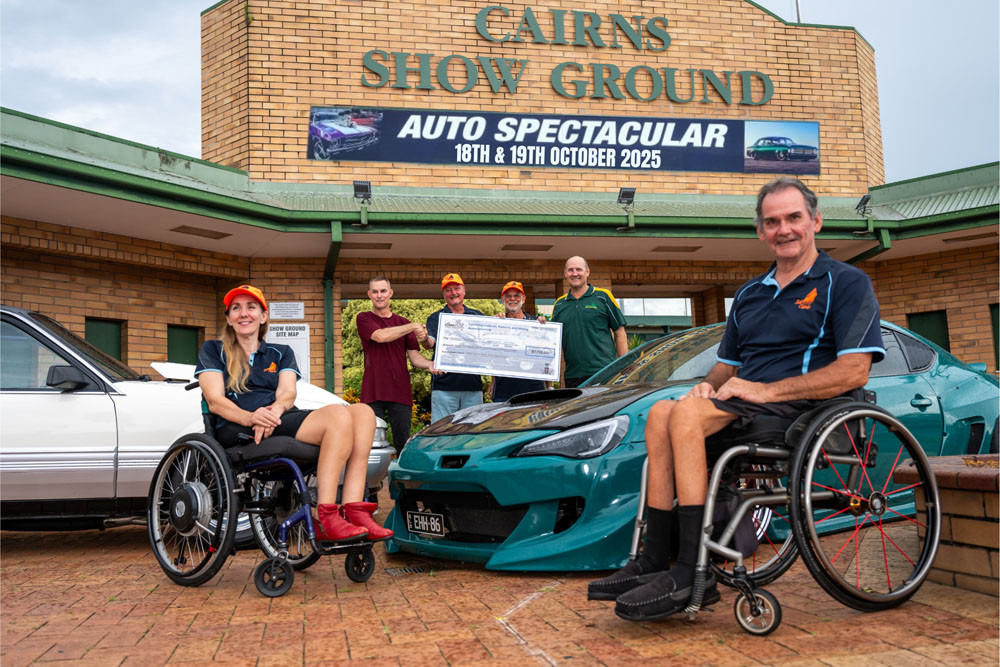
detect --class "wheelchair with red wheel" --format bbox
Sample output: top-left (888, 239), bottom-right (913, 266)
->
top-left (629, 390), bottom-right (942, 635)
top-left (146, 383), bottom-right (379, 596)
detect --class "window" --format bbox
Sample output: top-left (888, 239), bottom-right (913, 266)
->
top-left (1, 321), bottom-right (72, 390)
top-left (85, 318), bottom-right (123, 360)
top-left (167, 326), bottom-right (200, 365)
top-left (869, 329), bottom-right (911, 377)
top-left (906, 310), bottom-right (950, 352)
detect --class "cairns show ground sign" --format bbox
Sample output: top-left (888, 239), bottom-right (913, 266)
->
top-left (307, 106), bottom-right (820, 175)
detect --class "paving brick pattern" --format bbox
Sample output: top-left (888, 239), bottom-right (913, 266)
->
top-left (3, 493), bottom-right (997, 666)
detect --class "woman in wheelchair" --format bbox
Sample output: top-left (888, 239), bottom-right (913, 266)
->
top-left (195, 284), bottom-right (393, 543)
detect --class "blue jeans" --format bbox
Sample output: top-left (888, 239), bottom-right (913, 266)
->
top-left (431, 390), bottom-right (482, 423)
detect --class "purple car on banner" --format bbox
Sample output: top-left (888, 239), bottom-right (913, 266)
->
top-left (308, 109), bottom-right (379, 160)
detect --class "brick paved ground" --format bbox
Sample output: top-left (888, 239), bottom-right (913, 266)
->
top-left (2, 492), bottom-right (997, 666)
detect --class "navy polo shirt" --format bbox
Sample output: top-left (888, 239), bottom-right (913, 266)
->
top-left (717, 251), bottom-right (884, 383)
top-left (195, 340), bottom-right (301, 430)
top-left (427, 305), bottom-right (485, 392)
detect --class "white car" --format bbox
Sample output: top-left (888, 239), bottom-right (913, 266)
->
top-left (0, 305), bottom-right (393, 533)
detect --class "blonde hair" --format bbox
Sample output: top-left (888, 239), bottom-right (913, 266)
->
top-left (221, 314), bottom-right (268, 394)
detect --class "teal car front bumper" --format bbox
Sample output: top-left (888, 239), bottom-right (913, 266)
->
top-left (385, 430), bottom-right (647, 571)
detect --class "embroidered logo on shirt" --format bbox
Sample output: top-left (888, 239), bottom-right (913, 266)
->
top-left (264, 362), bottom-right (277, 373)
top-left (795, 288), bottom-right (818, 310)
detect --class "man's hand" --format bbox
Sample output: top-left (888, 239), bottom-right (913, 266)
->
top-left (413, 323), bottom-right (428, 342)
top-left (714, 377), bottom-right (772, 404)
top-left (537, 315), bottom-right (547, 324)
top-left (681, 381), bottom-right (717, 400)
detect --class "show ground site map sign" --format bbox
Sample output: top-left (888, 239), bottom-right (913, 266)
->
top-left (433, 314), bottom-right (562, 382)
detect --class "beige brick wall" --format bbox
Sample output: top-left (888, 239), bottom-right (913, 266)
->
top-left (868, 244), bottom-right (999, 372)
top-left (202, 0), bottom-right (883, 196)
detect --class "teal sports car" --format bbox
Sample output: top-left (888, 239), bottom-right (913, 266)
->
top-left (747, 136), bottom-right (818, 161)
top-left (385, 322), bottom-right (998, 571)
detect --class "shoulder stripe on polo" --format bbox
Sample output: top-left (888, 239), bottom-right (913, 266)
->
top-left (801, 271), bottom-right (834, 374)
top-left (717, 356), bottom-right (743, 367)
top-left (593, 287), bottom-right (621, 309)
top-left (554, 293), bottom-right (568, 304)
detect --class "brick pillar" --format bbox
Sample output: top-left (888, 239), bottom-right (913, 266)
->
top-left (331, 280), bottom-right (343, 394)
top-left (523, 285), bottom-right (536, 317)
top-left (692, 286), bottom-right (726, 326)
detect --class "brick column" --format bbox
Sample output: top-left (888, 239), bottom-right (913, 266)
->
top-left (692, 286), bottom-right (726, 327)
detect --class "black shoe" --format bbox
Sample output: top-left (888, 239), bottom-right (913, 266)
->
top-left (587, 560), bottom-right (662, 601)
top-left (614, 571), bottom-right (720, 622)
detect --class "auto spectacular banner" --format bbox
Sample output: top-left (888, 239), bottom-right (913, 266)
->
top-left (308, 106), bottom-right (820, 175)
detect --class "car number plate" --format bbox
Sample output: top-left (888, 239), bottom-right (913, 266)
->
top-left (406, 511), bottom-right (445, 537)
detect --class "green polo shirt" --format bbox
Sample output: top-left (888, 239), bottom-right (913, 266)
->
top-left (552, 284), bottom-right (627, 380)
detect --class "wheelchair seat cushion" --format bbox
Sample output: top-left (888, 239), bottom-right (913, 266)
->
top-left (225, 436), bottom-right (319, 466)
top-left (706, 414), bottom-right (794, 455)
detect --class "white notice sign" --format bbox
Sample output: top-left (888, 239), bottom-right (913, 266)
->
top-left (269, 302), bottom-right (305, 320)
top-left (265, 323), bottom-right (310, 383)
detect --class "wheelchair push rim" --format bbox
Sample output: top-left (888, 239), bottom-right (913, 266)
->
top-left (794, 407), bottom-right (941, 610)
top-left (147, 437), bottom-right (237, 585)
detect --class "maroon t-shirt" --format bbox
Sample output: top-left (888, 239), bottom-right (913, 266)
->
top-left (357, 311), bottom-right (419, 405)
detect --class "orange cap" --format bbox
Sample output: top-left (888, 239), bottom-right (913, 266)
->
top-left (441, 273), bottom-right (464, 289)
top-left (500, 281), bottom-right (525, 297)
top-left (223, 285), bottom-right (268, 311)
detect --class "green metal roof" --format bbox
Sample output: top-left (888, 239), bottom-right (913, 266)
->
top-left (868, 162), bottom-right (999, 222)
top-left (1, 107), bottom-right (994, 244)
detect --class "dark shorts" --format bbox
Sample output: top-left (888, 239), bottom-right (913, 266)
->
top-left (215, 407), bottom-right (313, 447)
top-left (709, 397), bottom-right (824, 430)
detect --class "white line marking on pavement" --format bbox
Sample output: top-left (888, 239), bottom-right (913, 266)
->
top-left (494, 580), bottom-right (565, 666)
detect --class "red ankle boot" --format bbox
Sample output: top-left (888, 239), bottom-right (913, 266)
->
top-left (341, 501), bottom-right (394, 541)
top-left (315, 503), bottom-right (368, 543)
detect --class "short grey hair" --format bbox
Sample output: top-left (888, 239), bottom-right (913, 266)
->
top-left (754, 177), bottom-right (819, 230)
top-left (368, 275), bottom-right (390, 289)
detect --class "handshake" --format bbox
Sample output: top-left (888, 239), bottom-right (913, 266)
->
top-left (409, 322), bottom-right (429, 342)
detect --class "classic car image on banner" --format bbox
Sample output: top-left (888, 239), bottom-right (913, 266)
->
top-left (308, 106), bottom-right (822, 175)
top-left (744, 120), bottom-right (821, 175)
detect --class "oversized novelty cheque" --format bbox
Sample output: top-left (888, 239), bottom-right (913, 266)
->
top-left (433, 313), bottom-right (562, 382)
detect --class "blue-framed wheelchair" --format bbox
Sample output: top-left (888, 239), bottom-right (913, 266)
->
top-left (629, 391), bottom-right (941, 635)
top-left (146, 383), bottom-right (378, 597)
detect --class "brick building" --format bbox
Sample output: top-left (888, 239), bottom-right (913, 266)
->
top-left (2, 0), bottom-right (998, 392)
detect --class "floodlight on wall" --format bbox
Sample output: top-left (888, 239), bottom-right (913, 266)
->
top-left (353, 180), bottom-right (372, 203)
top-left (855, 193), bottom-right (871, 217)
top-left (616, 187), bottom-right (637, 232)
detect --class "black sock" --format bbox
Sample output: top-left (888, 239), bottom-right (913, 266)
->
top-left (637, 506), bottom-right (673, 572)
top-left (670, 504), bottom-right (706, 590)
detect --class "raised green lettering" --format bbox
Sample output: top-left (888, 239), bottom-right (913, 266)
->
top-left (477, 56), bottom-right (529, 93)
top-left (645, 17), bottom-right (670, 51)
top-left (551, 61), bottom-right (587, 98)
top-left (549, 9), bottom-right (569, 44)
top-left (475, 5), bottom-right (510, 42)
top-left (437, 54), bottom-right (478, 93)
top-left (392, 52), bottom-right (434, 90)
top-left (739, 70), bottom-right (773, 105)
top-left (701, 70), bottom-right (732, 104)
top-left (591, 63), bottom-right (624, 99)
top-left (511, 6), bottom-right (547, 43)
top-left (624, 65), bottom-right (663, 101)
top-left (662, 67), bottom-right (696, 103)
top-left (573, 11), bottom-right (605, 47)
top-left (610, 14), bottom-right (643, 50)
top-left (361, 49), bottom-right (389, 87)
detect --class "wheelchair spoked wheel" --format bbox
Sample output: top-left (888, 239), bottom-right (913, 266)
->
top-left (789, 406), bottom-right (941, 612)
top-left (254, 557), bottom-right (295, 597)
top-left (711, 469), bottom-right (799, 587)
top-left (147, 435), bottom-right (238, 587)
top-left (345, 546), bottom-right (376, 583)
top-left (249, 476), bottom-right (322, 571)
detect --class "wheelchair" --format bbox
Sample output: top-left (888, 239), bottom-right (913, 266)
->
top-left (146, 383), bottom-right (378, 597)
top-left (629, 391), bottom-right (942, 635)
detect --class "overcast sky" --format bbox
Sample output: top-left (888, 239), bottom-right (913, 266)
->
top-left (1, 0), bottom-right (997, 183)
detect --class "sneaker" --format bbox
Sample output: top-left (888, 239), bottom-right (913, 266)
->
top-left (614, 571), bottom-right (720, 622)
top-left (587, 559), bottom-right (662, 601)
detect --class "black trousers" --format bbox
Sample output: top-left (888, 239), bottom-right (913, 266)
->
top-left (368, 401), bottom-right (412, 453)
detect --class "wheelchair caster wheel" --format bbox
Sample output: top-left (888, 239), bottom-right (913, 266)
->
top-left (255, 557), bottom-right (294, 597)
top-left (734, 588), bottom-right (781, 636)
top-left (345, 547), bottom-right (375, 583)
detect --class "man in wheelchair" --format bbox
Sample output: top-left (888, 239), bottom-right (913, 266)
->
top-left (590, 177), bottom-right (886, 622)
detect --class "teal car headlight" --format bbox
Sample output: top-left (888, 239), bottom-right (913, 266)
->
top-left (513, 416), bottom-right (629, 459)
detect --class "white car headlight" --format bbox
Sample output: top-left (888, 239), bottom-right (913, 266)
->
top-left (514, 416), bottom-right (629, 459)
